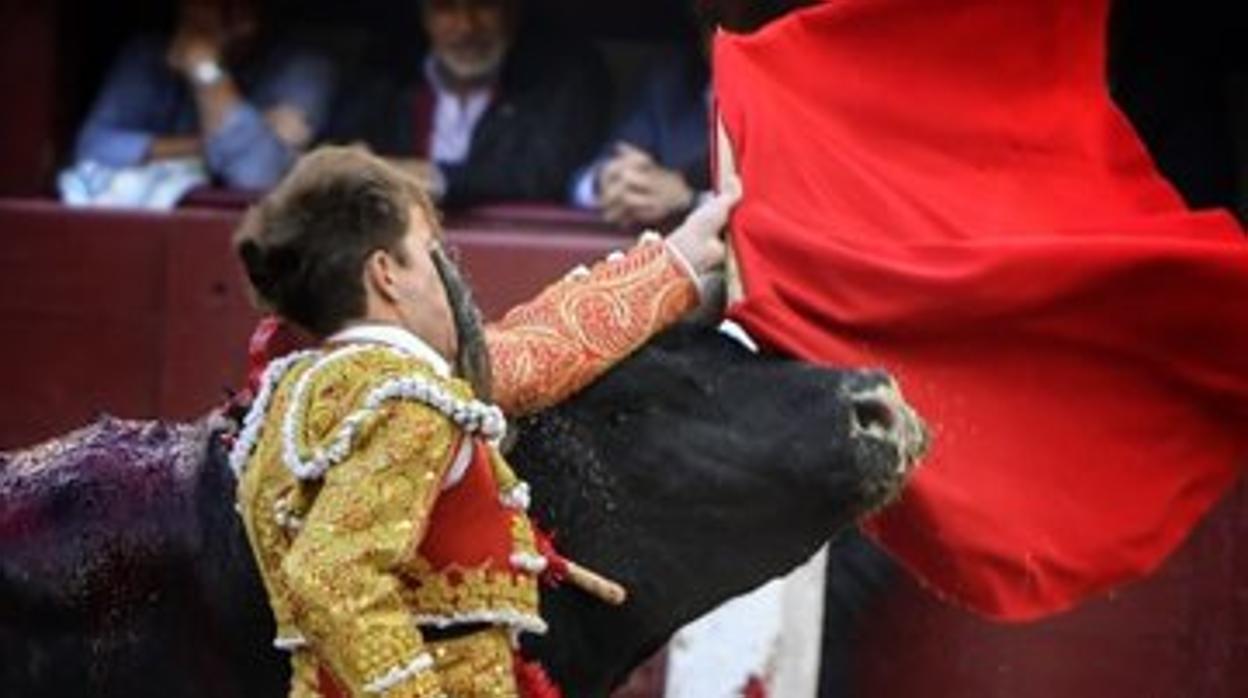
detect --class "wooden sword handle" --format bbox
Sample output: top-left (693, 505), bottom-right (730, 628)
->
top-left (564, 560), bottom-right (628, 606)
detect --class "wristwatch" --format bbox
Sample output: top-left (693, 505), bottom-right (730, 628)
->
top-left (189, 59), bottom-right (226, 87)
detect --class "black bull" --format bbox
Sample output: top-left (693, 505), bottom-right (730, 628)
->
top-left (0, 325), bottom-right (925, 697)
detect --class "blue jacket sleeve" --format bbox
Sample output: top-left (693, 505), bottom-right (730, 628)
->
top-left (565, 68), bottom-right (669, 207)
top-left (74, 38), bottom-right (168, 168)
top-left (204, 47), bottom-right (335, 189)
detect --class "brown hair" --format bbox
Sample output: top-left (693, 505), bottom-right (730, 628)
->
top-left (234, 146), bottom-right (439, 336)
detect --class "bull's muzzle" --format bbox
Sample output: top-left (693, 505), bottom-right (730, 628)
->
top-left (848, 376), bottom-right (929, 477)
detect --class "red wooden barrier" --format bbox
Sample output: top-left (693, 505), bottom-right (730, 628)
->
top-left (0, 3), bottom-right (58, 196)
top-left (0, 199), bottom-right (629, 448)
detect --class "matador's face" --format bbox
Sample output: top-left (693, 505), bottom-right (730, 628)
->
top-left (386, 208), bottom-right (459, 361)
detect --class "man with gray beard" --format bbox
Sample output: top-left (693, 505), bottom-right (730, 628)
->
top-left (327, 0), bottom-right (610, 208)
top-left (230, 145), bottom-right (737, 697)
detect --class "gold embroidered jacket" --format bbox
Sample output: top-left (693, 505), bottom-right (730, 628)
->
top-left (234, 239), bottom-right (697, 697)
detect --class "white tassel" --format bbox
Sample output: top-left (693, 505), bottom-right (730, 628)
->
top-left (500, 481), bottom-right (531, 511)
top-left (229, 349), bottom-right (319, 478)
top-left (278, 345), bottom-right (508, 482)
top-left (510, 551), bottom-right (549, 574)
top-left (412, 609), bottom-right (548, 636)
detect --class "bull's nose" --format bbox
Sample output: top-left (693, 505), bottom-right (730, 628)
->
top-left (851, 394), bottom-right (896, 435)
top-left (848, 378), bottom-right (929, 472)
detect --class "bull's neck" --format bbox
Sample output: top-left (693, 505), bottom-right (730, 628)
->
top-left (526, 501), bottom-right (836, 696)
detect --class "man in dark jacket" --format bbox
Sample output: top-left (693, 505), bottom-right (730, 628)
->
top-left (328, 0), bottom-right (610, 208)
top-left (72, 0), bottom-right (334, 191)
top-left (569, 45), bottom-right (709, 228)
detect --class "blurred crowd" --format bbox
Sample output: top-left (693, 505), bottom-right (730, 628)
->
top-left (59, 0), bottom-right (1248, 224)
top-left (62, 0), bottom-right (713, 228)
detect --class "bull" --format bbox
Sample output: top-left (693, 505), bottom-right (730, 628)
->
top-left (0, 324), bottom-right (925, 697)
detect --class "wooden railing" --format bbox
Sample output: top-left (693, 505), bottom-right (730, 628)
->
top-left (0, 198), bottom-right (632, 448)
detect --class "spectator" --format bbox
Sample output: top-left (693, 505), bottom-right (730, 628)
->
top-left (72, 0), bottom-right (335, 191)
top-left (328, 0), bottom-right (611, 208)
top-left (571, 44), bottom-right (710, 228)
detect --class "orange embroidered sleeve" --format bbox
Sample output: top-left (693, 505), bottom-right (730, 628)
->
top-left (485, 238), bottom-right (699, 416)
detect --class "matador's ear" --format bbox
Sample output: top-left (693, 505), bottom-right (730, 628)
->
top-left (363, 248), bottom-right (402, 305)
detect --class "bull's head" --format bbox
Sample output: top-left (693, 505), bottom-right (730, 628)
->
top-left (513, 323), bottom-right (926, 696)
top-left (0, 323), bottom-right (925, 698)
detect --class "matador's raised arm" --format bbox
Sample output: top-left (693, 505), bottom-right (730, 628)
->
top-left (485, 234), bottom-right (700, 416)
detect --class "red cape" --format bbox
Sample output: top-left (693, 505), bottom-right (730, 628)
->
top-left (715, 0), bottom-right (1248, 620)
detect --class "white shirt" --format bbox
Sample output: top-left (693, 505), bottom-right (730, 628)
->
top-left (424, 57), bottom-right (493, 165)
top-left (327, 323), bottom-right (452, 377)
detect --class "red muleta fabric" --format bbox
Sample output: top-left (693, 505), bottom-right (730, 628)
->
top-left (715, 0), bottom-right (1248, 620)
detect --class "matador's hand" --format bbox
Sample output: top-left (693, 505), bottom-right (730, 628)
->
top-left (663, 177), bottom-right (742, 277)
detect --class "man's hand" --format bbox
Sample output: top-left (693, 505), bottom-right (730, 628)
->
top-left (166, 2), bottom-right (258, 75)
top-left (664, 176), bottom-right (742, 277)
top-left (166, 11), bottom-right (226, 75)
top-left (145, 135), bottom-right (203, 162)
top-left (264, 106), bottom-right (314, 148)
top-left (598, 142), bottom-right (651, 192)
top-left (598, 143), bottom-right (697, 228)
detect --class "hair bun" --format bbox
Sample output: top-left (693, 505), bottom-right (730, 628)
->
top-left (237, 238), bottom-right (274, 296)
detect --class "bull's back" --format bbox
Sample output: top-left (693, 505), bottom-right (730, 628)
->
top-left (0, 416), bottom-right (283, 697)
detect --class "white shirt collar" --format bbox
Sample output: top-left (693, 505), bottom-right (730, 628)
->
top-left (327, 323), bottom-right (452, 377)
top-left (423, 56), bottom-right (494, 165)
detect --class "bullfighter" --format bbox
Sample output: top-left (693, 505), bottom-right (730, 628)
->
top-left (229, 145), bottom-right (737, 697)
